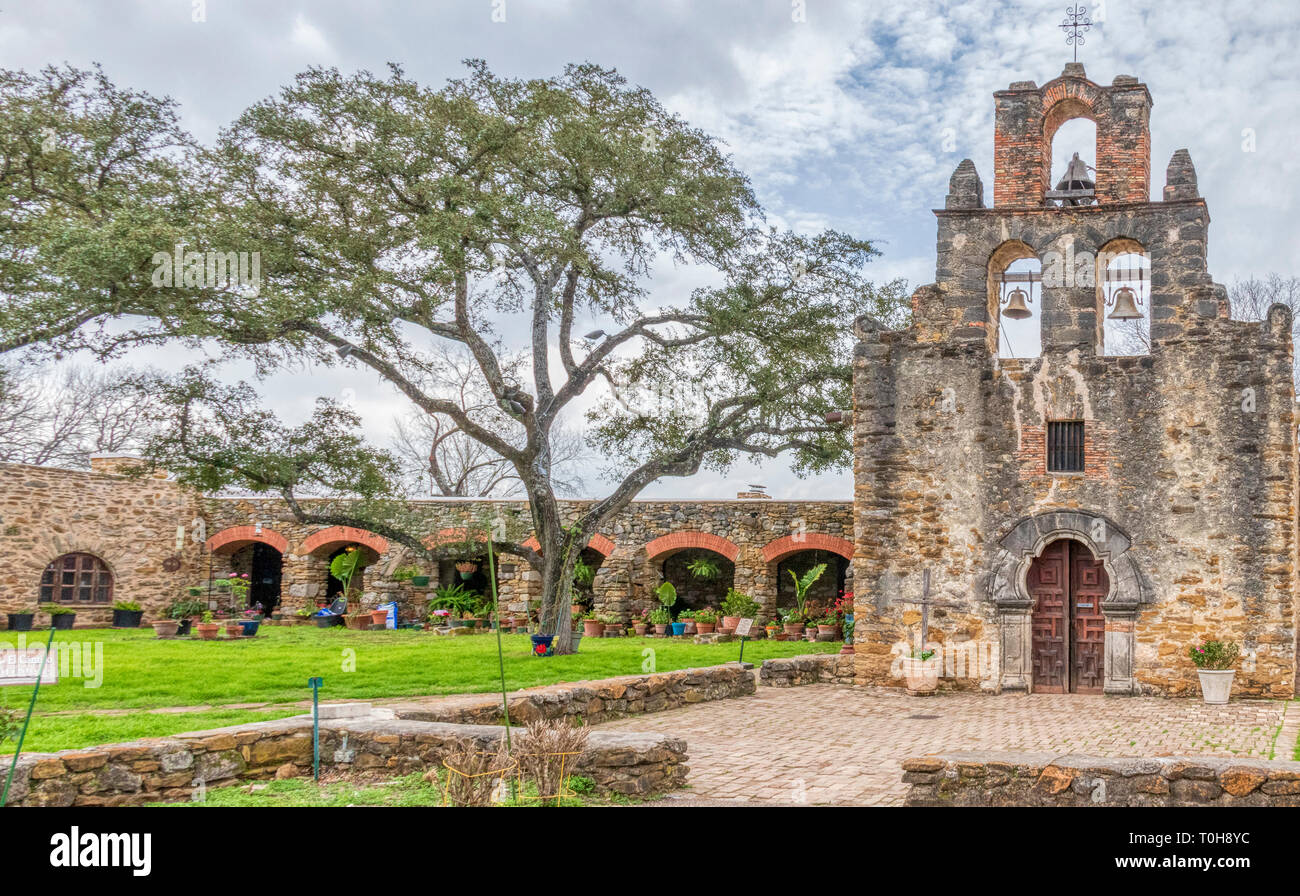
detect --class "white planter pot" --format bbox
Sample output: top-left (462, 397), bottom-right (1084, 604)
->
top-left (902, 657), bottom-right (940, 695)
top-left (1197, 669), bottom-right (1235, 704)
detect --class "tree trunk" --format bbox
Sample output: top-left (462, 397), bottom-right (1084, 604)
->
top-left (537, 530), bottom-right (583, 655)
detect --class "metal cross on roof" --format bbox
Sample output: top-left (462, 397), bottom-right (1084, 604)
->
top-left (1060, 4), bottom-right (1092, 62)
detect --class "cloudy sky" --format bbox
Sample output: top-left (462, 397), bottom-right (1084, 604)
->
top-left (4, 0), bottom-right (1299, 499)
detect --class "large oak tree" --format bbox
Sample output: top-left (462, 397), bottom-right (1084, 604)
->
top-left (1, 61), bottom-right (906, 652)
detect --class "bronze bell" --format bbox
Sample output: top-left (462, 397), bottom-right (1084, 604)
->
top-left (1001, 287), bottom-right (1032, 320)
top-left (1108, 286), bottom-right (1143, 320)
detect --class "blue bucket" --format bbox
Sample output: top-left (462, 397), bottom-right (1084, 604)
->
top-left (530, 634), bottom-right (555, 657)
top-left (670, 622), bottom-right (686, 636)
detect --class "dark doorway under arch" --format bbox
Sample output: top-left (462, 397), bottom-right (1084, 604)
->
top-left (1028, 538), bottom-right (1108, 694)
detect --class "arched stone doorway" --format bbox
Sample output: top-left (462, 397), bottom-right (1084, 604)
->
top-left (775, 551), bottom-right (847, 615)
top-left (1027, 538), bottom-right (1107, 694)
top-left (230, 542), bottom-right (284, 615)
top-left (988, 509), bottom-right (1152, 695)
top-left (661, 548), bottom-right (734, 614)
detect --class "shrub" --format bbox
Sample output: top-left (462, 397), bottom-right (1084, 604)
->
top-left (721, 589), bottom-right (759, 618)
top-left (112, 600), bottom-right (142, 612)
top-left (41, 604), bottom-right (75, 616)
top-left (514, 720), bottom-right (589, 805)
top-left (441, 738), bottom-right (513, 807)
top-left (1188, 640), bottom-right (1240, 670)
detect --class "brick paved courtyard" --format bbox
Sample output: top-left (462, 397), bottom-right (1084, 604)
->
top-left (601, 685), bottom-right (1299, 806)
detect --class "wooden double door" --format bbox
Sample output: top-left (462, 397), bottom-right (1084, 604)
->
top-left (1028, 539), bottom-right (1108, 694)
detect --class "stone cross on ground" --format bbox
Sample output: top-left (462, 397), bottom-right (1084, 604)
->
top-left (898, 569), bottom-right (962, 651)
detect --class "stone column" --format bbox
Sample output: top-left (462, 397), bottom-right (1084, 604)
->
top-left (1102, 603), bottom-right (1139, 695)
top-left (996, 599), bottom-right (1034, 693)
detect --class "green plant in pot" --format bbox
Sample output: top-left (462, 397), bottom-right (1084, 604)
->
top-left (42, 603), bottom-right (76, 630)
top-left (429, 582), bottom-right (477, 625)
top-left (654, 581), bottom-right (678, 632)
top-left (5, 605), bottom-right (36, 632)
top-left (111, 599), bottom-right (145, 629)
top-left (647, 606), bottom-right (672, 634)
top-left (787, 563), bottom-right (826, 629)
top-left (720, 588), bottom-right (759, 632)
top-left (1189, 639), bottom-right (1240, 705)
top-left (686, 555), bottom-right (721, 580)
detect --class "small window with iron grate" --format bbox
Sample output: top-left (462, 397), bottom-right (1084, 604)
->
top-left (1046, 421), bottom-right (1085, 473)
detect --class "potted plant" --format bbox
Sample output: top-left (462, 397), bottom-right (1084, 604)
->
top-left (151, 616), bottom-right (180, 637)
top-left (239, 607), bottom-right (262, 636)
top-left (654, 581), bottom-right (679, 634)
top-left (601, 614), bottom-right (622, 637)
top-left (429, 583), bottom-right (476, 622)
top-left (786, 562), bottom-right (827, 631)
top-left (168, 596), bottom-right (205, 636)
top-left (224, 616), bottom-right (244, 638)
top-left (817, 612), bottom-right (839, 638)
top-left (694, 608), bottom-right (718, 634)
top-left (720, 589), bottom-right (759, 633)
top-left (43, 603), bottom-right (76, 630)
top-left (1189, 639), bottom-right (1240, 704)
top-left (781, 606), bottom-right (805, 637)
top-left (6, 606), bottom-right (35, 632)
top-left (111, 600), bottom-right (144, 628)
top-left (902, 648), bottom-right (940, 696)
top-left (647, 607), bottom-right (671, 636)
top-left (765, 620), bottom-right (782, 640)
top-left (686, 555), bottom-right (721, 580)
top-left (632, 610), bottom-right (650, 637)
top-left (679, 609), bottom-right (697, 635)
top-left (194, 610), bottom-right (220, 640)
top-left (582, 612), bottom-right (604, 638)
top-left (530, 633), bottom-right (555, 656)
top-left (293, 605), bottom-right (316, 625)
top-left (454, 559), bottom-right (479, 580)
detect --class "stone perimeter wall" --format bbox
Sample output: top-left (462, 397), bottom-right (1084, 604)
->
top-left (759, 653), bottom-right (856, 687)
top-left (390, 663), bottom-right (756, 726)
top-left (3, 715), bottom-right (687, 806)
top-left (902, 752), bottom-right (1300, 807)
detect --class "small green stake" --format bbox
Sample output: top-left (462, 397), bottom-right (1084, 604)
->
top-left (309, 677), bottom-right (323, 781)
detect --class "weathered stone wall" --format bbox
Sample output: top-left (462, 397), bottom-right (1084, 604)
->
top-left (0, 458), bottom-right (206, 626)
top-left (389, 663), bottom-right (757, 726)
top-left (0, 466), bottom-right (853, 629)
top-left (852, 65), bottom-right (1298, 699)
top-left (902, 752), bottom-right (1300, 807)
top-left (758, 653), bottom-right (856, 687)
top-left (3, 714), bottom-right (688, 805)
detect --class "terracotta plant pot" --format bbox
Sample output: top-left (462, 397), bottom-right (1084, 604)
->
top-left (151, 619), bottom-right (180, 638)
top-left (653, 624), bottom-right (669, 636)
top-left (902, 657), bottom-right (940, 696)
top-left (345, 614), bottom-right (371, 630)
top-left (682, 621), bottom-right (697, 635)
top-left (371, 609), bottom-right (389, 625)
top-left (721, 615), bottom-right (740, 633)
top-left (194, 622), bottom-right (220, 640)
top-left (696, 622), bottom-right (716, 634)
top-left (818, 624), bottom-right (837, 635)
top-left (583, 619), bottom-right (604, 638)
top-left (783, 623), bottom-right (805, 636)
top-left (633, 624), bottom-right (648, 636)
top-left (224, 623), bottom-right (242, 639)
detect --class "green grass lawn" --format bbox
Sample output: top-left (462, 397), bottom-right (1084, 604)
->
top-left (0, 626), bottom-right (834, 753)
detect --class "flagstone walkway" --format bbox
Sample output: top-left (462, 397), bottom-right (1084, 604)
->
top-left (599, 684), bottom-right (1297, 806)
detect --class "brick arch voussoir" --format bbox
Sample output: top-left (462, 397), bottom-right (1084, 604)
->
top-left (297, 525), bottom-right (389, 558)
top-left (645, 532), bottom-right (740, 564)
top-left (206, 525), bottom-right (290, 555)
top-left (761, 533), bottom-right (855, 565)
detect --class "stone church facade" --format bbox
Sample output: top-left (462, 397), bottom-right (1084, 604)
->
top-left (850, 64), bottom-right (1298, 698)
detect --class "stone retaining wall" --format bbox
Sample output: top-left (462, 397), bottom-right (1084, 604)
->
top-left (390, 662), bottom-right (756, 726)
top-left (759, 653), bottom-right (855, 687)
top-left (4, 715), bottom-right (687, 806)
top-left (902, 752), bottom-right (1300, 807)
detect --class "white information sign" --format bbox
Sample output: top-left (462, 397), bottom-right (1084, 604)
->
top-left (734, 618), bottom-right (755, 637)
top-left (0, 647), bottom-right (58, 686)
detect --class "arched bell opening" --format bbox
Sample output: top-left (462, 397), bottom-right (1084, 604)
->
top-left (1097, 239), bottom-right (1151, 355)
top-left (989, 241), bottom-right (1043, 359)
